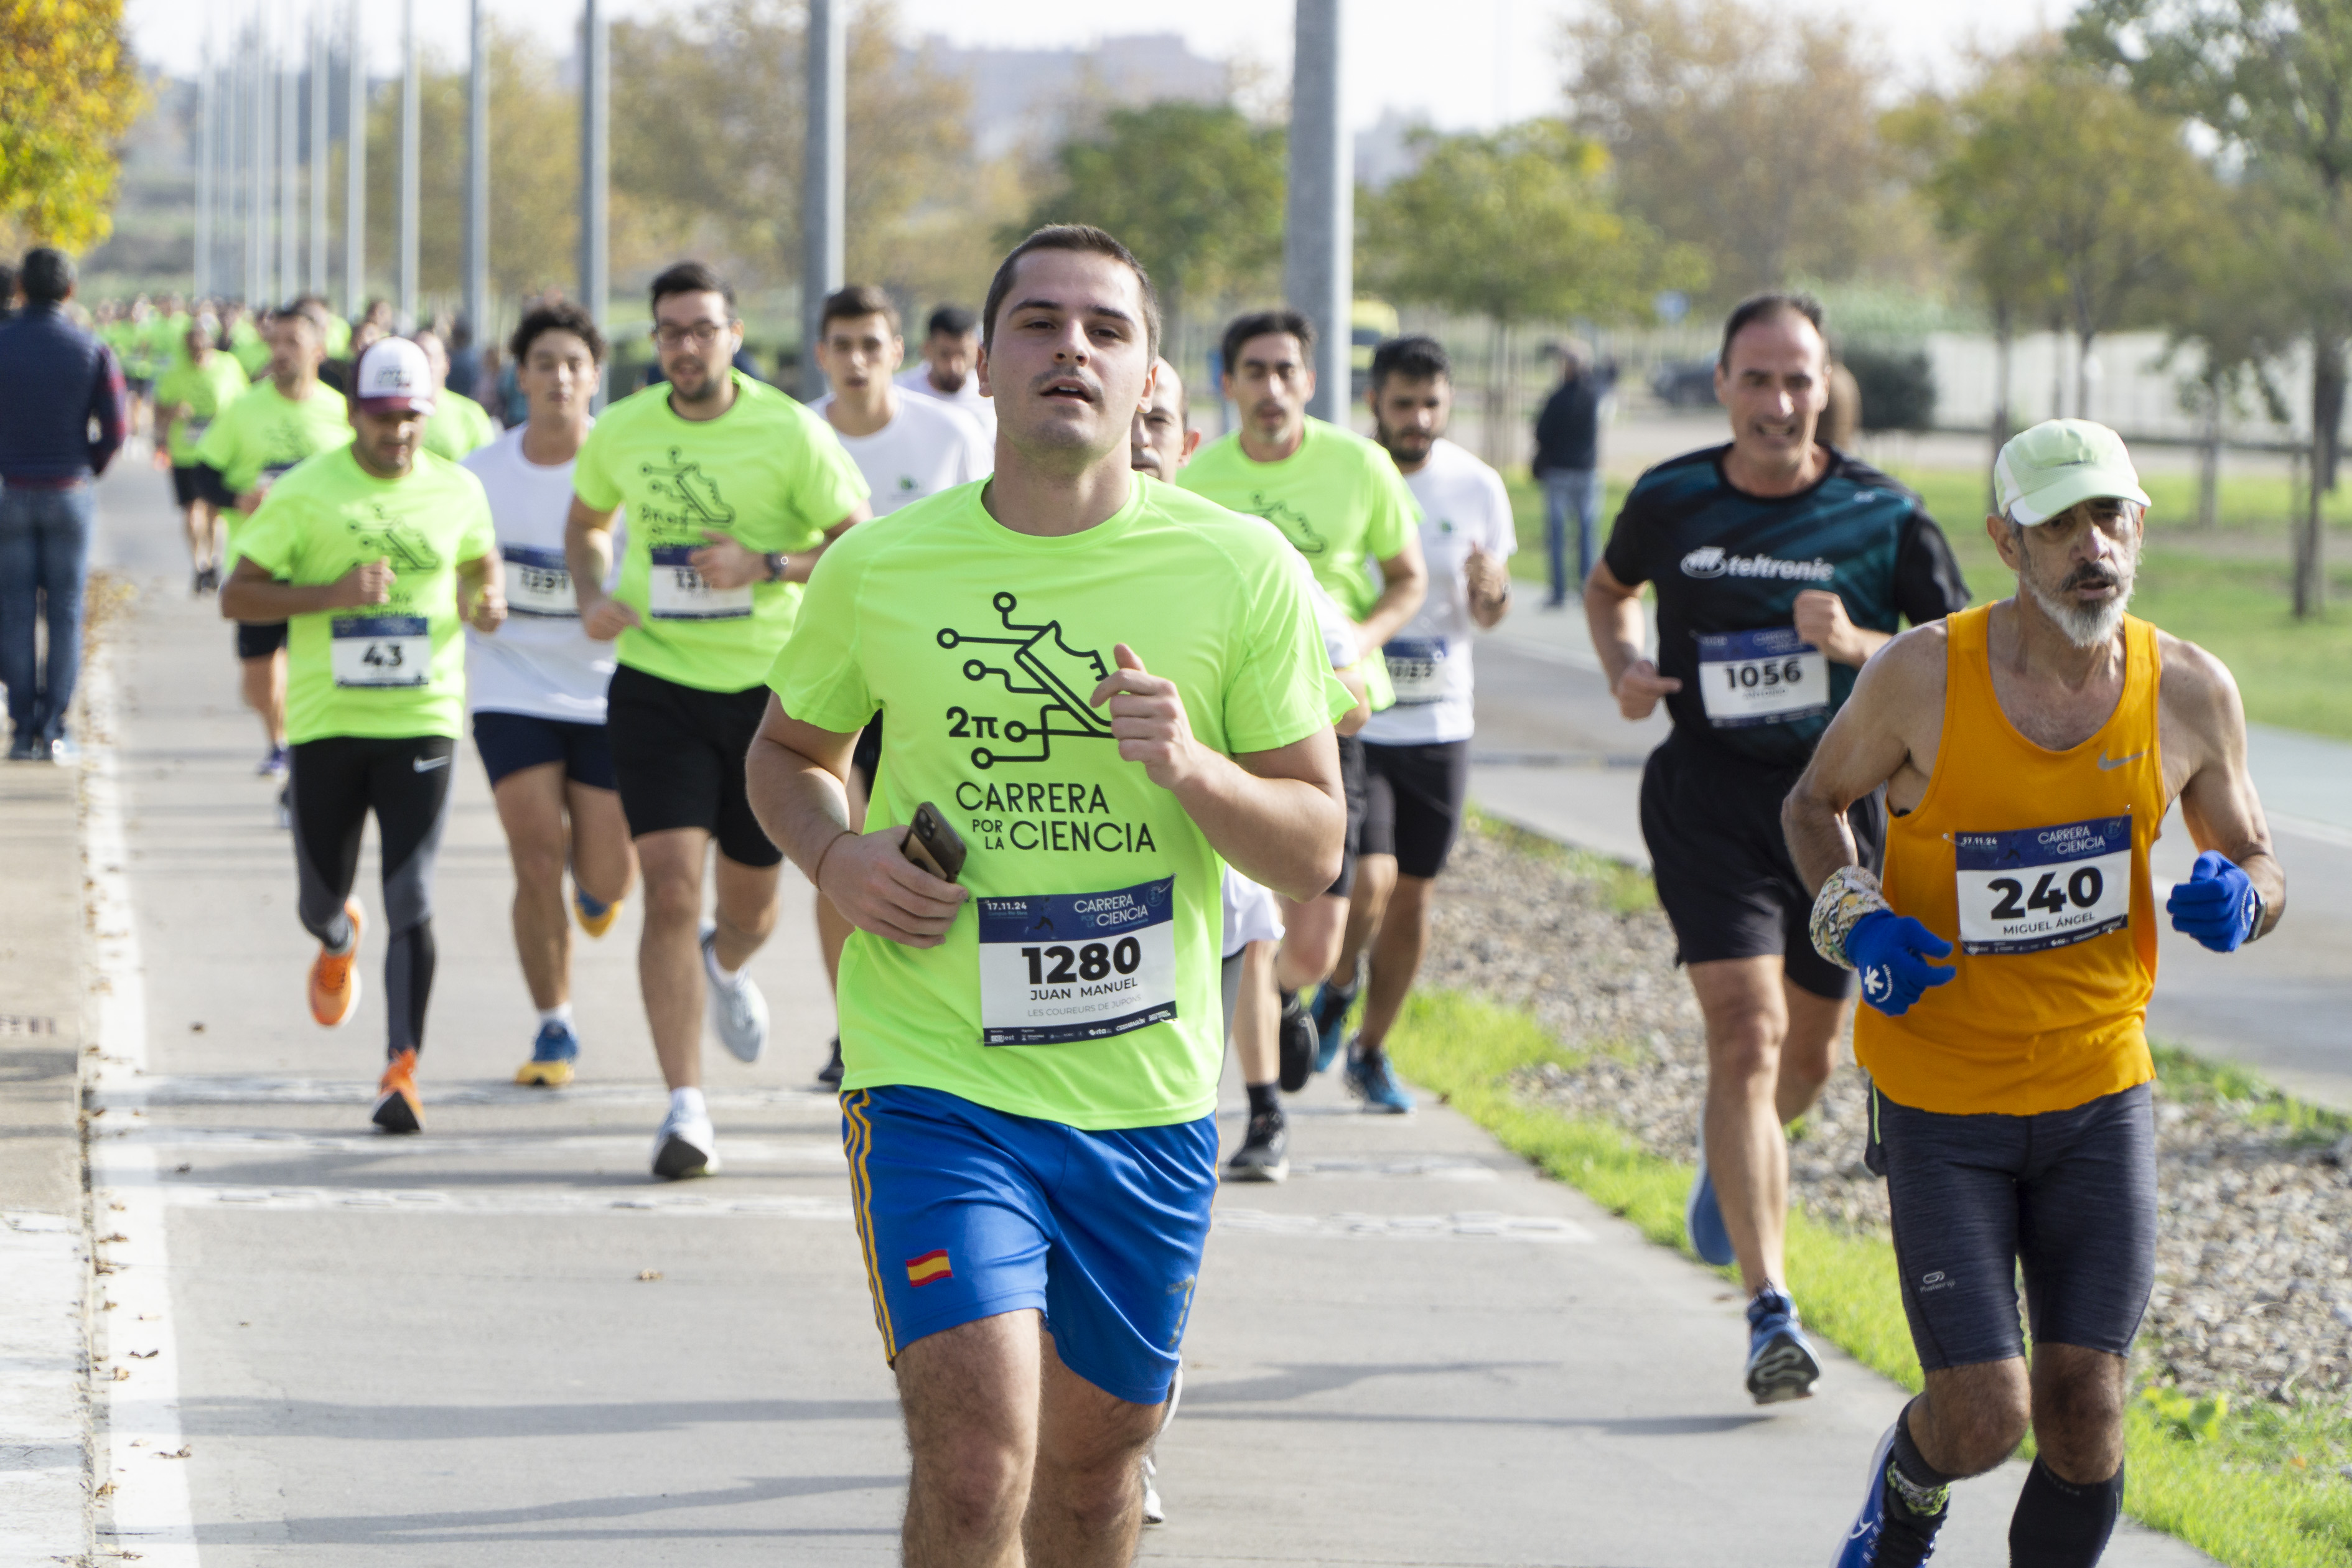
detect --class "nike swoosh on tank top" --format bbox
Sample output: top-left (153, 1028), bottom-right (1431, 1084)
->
top-left (1857, 603), bottom-right (2166, 1116)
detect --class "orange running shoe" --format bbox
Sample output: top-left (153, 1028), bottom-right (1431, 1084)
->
top-left (572, 887), bottom-right (622, 940)
top-left (308, 900), bottom-right (365, 1027)
top-left (371, 1047), bottom-right (422, 1134)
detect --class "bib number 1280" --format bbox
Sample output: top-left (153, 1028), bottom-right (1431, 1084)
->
top-left (1019, 936), bottom-right (1145, 986)
top-left (976, 877), bottom-right (1177, 1045)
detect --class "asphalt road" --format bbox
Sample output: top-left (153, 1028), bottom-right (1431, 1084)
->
top-left (78, 458), bottom-right (2211, 1565)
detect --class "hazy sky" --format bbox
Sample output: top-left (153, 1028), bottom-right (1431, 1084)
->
top-left (131, 0), bottom-right (2072, 129)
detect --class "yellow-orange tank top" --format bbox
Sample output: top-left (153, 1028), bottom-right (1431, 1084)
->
top-left (1855, 603), bottom-right (2165, 1116)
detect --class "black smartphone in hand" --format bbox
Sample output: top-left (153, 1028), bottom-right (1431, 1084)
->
top-left (901, 801), bottom-right (967, 883)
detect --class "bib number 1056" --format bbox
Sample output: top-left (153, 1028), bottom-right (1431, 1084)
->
top-left (1695, 627), bottom-right (1827, 728)
top-left (1954, 815), bottom-right (2134, 955)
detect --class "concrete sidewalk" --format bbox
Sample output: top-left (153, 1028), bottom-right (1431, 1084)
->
top-left (62, 460), bottom-right (2218, 1565)
top-left (1470, 604), bottom-right (2352, 1113)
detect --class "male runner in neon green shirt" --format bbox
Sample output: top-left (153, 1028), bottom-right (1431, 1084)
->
top-left (414, 327), bottom-right (501, 460)
top-left (154, 314), bottom-right (248, 592)
top-left (747, 223), bottom-right (1350, 1568)
top-left (222, 336), bottom-right (505, 1134)
top-left (195, 302), bottom-right (355, 796)
top-left (567, 260), bottom-right (870, 1179)
top-left (1179, 308), bottom-right (1429, 1109)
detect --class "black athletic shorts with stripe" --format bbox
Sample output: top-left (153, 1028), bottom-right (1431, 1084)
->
top-left (605, 664), bottom-right (782, 868)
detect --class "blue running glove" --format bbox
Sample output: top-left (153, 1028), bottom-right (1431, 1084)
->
top-left (1846, 910), bottom-right (1956, 1018)
top-left (2167, 851), bottom-right (2261, 953)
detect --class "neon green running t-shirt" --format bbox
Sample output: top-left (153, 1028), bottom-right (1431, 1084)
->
top-left (422, 390), bottom-right (500, 461)
top-left (235, 448), bottom-right (497, 745)
top-left (572, 370), bottom-right (869, 693)
top-left (194, 380), bottom-right (354, 565)
top-left (772, 475), bottom-right (1355, 1130)
top-left (1177, 416), bottom-right (1419, 620)
top-left (154, 353), bottom-right (251, 467)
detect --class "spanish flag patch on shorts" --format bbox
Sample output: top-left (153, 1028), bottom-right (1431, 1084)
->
top-left (905, 1249), bottom-right (953, 1287)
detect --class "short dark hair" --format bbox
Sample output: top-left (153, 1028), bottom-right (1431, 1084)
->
top-left (1369, 334), bottom-right (1449, 393)
top-left (21, 248), bottom-right (74, 304)
top-left (1718, 291), bottom-right (1827, 370)
top-left (981, 225), bottom-right (1160, 362)
top-left (510, 299), bottom-right (607, 365)
top-left (925, 304), bottom-right (977, 340)
top-left (821, 284), bottom-right (901, 337)
top-left (1220, 309), bottom-right (1315, 380)
top-left (650, 260), bottom-right (735, 316)
top-left (277, 298), bottom-right (330, 340)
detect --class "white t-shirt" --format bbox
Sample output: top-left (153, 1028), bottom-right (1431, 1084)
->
top-left (1361, 437), bottom-right (1516, 745)
top-left (895, 363), bottom-right (997, 442)
top-left (463, 425), bottom-right (621, 723)
top-left (812, 391), bottom-right (991, 516)
top-left (1220, 866), bottom-right (1284, 958)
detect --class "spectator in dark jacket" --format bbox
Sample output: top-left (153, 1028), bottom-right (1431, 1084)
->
top-left (0, 247), bottom-right (125, 760)
top-left (1531, 342), bottom-right (1615, 607)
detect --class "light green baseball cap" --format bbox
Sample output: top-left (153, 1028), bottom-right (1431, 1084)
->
top-left (1993, 418), bottom-right (2151, 525)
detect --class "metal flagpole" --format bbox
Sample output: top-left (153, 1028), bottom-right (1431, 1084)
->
top-left (344, 0), bottom-right (366, 316)
top-left (800, 0), bottom-right (844, 402)
top-left (464, 0), bottom-right (489, 347)
top-left (310, 5), bottom-right (329, 294)
top-left (279, 3), bottom-right (299, 301)
top-left (196, 40), bottom-right (215, 301)
top-left (579, 0), bottom-right (609, 403)
top-left (1284, 0), bottom-right (1351, 425)
top-left (398, 0), bottom-right (420, 330)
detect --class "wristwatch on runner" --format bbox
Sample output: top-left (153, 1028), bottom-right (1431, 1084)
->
top-left (764, 552), bottom-right (790, 583)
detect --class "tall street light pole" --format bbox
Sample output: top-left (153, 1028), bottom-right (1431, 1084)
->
top-left (800, 0), bottom-right (844, 402)
top-left (1284, 0), bottom-right (1351, 426)
top-left (196, 44), bottom-right (215, 301)
top-left (344, 0), bottom-right (366, 316)
top-left (310, 7), bottom-right (329, 294)
top-left (250, 30), bottom-right (270, 306)
top-left (464, 0), bottom-right (490, 346)
top-left (279, 6), bottom-right (299, 302)
top-left (398, 0), bottom-right (420, 330)
top-left (579, 0), bottom-right (609, 403)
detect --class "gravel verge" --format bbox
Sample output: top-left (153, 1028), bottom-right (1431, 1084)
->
top-left (1426, 814), bottom-right (2352, 1406)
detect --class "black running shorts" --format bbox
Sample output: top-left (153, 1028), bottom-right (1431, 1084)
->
top-left (1875, 1081), bottom-right (2157, 1371)
top-left (235, 620), bottom-right (289, 660)
top-left (1638, 727), bottom-right (1883, 1000)
top-left (472, 709), bottom-right (617, 791)
top-left (169, 464), bottom-right (206, 508)
top-left (1326, 732), bottom-right (1368, 900)
top-left (605, 663), bottom-right (782, 868)
top-left (850, 713), bottom-right (884, 794)
top-left (1360, 739), bottom-right (1472, 880)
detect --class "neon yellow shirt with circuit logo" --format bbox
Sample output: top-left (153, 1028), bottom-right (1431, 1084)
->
top-left (422, 389), bottom-right (500, 461)
top-left (1177, 415), bottom-right (1419, 620)
top-left (771, 475), bottom-right (1355, 1129)
top-left (154, 353), bottom-right (251, 466)
top-left (571, 370), bottom-right (869, 693)
top-left (192, 380), bottom-right (354, 565)
top-left (234, 447), bottom-right (497, 745)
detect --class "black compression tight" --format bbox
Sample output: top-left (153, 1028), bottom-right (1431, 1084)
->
top-left (289, 734), bottom-right (455, 1058)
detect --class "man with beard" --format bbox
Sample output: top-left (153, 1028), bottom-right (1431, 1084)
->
top-left (1786, 418), bottom-right (2285, 1568)
top-left (1585, 292), bottom-right (1971, 1404)
top-left (566, 261), bottom-right (870, 1179)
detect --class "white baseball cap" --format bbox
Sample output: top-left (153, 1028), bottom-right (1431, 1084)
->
top-left (353, 337), bottom-right (436, 417)
top-left (1993, 419), bottom-right (2150, 526)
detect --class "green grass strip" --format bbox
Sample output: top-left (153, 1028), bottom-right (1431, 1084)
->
top-left (1384, 987), bottom-right (2352, 1568)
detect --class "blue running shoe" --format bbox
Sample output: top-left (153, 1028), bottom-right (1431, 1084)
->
top-left (1685, 1144), bottom-right (1737, 1267)
top-left (515, 1019), bottom-right (580, 1088)
top-left (1309, 980), bottom-right (1356, 1073)
top-left (1345, 1048), bottom-right (1416, 1114)
top-left (1746, 1286), bottom-right (1822, 1404)
top-left (1831, 1419), bottom-right (1946, 1567)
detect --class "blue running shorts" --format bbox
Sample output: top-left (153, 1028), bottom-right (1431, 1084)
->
top-left (841, 1084), bottom-right (1218, 1406)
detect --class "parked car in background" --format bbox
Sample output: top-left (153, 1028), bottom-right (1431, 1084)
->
top-left (1649, 358), bottom-right (1719, 409)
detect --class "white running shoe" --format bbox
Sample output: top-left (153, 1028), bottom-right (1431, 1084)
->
top-left (651, 1103), bottom-right (720, 1180)
top-left (701, 921), bottom-right (769, 1064)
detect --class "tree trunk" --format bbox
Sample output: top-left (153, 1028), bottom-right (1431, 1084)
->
top-left (2048, 310), bottom-right (2067, 421)
top-left (2297, 333), bottom-right (2341, 618)
top-left (1989, 301), bottom-right (2012, 517)
top-left (1485, 316), bottom-right (1510, 469)
top-left (2196, 381), bottom-right (2220, 531)
top-left (2076, 330), bottom-right (2096, 425)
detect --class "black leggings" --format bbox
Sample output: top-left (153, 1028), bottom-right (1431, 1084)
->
top-left (289, 735), bottom-right (456, 1057)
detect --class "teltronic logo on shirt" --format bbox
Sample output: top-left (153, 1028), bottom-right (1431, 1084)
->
top-left (1679, 546), bottom-right (1837, 582)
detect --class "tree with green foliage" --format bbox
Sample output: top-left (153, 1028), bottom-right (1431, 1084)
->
top-left (1012, 101), bottom-right (1284, 360)
top-left (0, 0), bottom-right (145, 250)
top-left (1357, 119), bottom-right (1701, 460)
top-left (1891, 47), bottom-right (2214, 491)
top-left (2071, 0), bottom-right (2352, 615)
